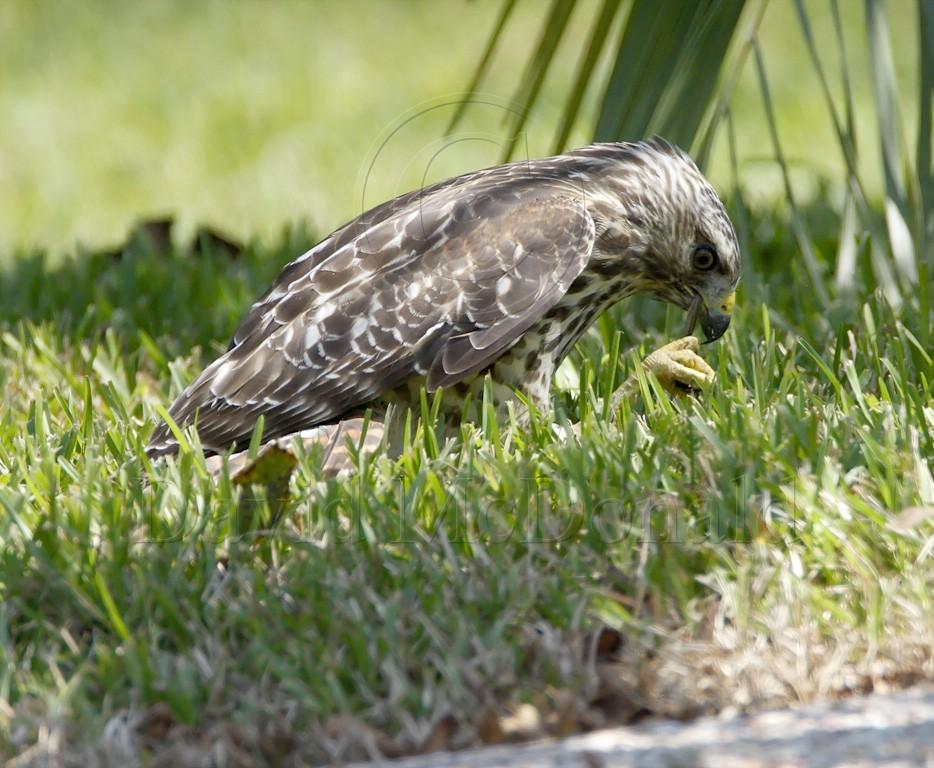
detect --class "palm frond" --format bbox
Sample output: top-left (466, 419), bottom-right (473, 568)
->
top-left (551, 0), bottom-right (624, 154)
top-left (445, 0), bottom-right (519, 136)
top-left (500, 0), bottom-right (576, 161)
top-left (454, 0), bottom-right (927, 308)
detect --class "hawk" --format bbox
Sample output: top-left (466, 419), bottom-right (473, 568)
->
top-left (147, 138), bottom-right (740, 457)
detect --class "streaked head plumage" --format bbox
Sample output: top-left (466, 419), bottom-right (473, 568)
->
top-left (570, 137), bottom-right (740, 340)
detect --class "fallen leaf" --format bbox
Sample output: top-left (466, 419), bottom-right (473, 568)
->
top-left (418, 713), bottom-right (457, 754)
top-left (595, 627), bottom-right (623, 659)
top-left (545, 689), bottom-right (579, 737)
top-left (231, 444), bottom-right (298, 488)
top-left (324, 714), bottom-right (406, 760)
top-left (137, 702), bottom-right (176, 740)
top-left (475, 708), bottom-right (505, 745)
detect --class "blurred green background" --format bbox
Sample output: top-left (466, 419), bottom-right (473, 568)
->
top-left (0, 0), bottom-right (920, 254)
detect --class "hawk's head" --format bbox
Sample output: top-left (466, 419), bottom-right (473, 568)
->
top-left (583, 137), bottom-right (741, 342)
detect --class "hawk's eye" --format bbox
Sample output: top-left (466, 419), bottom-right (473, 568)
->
top-left (692, 244), bottom-right (717, 271)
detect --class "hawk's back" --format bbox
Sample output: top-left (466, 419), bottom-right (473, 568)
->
top-left (147, 142), bottom-right (675, 456)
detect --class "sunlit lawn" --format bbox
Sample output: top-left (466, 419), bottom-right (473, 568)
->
top-left (0, 1), bottom-right (931, 765)
top-left (2, 205), bottom-right (931, 763)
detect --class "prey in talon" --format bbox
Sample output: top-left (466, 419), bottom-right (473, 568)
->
top-left (682, 290), bottom-right (736, 342)
top-left (641, 288), bottom-right (738, 397)
top-left (148, 138), bottom-right (740, 461)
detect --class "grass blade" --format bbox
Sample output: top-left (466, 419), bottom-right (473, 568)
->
top-left (445, 0), bottom-right (518, 135)
top-left (917, 0), bottom-right (933, 349)
top-left (831, 0), bottom-right (858, 150)
top-left (866, 0), bottom-right (917, 283)
top-left (652, 0), bottom-right (746, 149)
top-left (835, 188), bottom-right (860, 292)
top-left (696, 0), bottom-right (769, 167)
top-left (595, 0), bottom-right (704, 142)
top-left (551, 0), bottom-right (624, 154)
top-left (793, 0), bottom-right (897, 297)
top-left (752, 40), bottom-right (830, 307)
top-left (920, 0), bottom-right (934, 249)
top-left (501, 0), bottom-right (576, 161)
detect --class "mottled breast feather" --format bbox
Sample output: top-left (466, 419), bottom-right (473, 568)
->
top-left (148, 165), bottom-right (596, 455)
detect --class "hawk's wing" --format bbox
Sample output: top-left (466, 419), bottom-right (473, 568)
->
top-left (148, 177), bottom-right (595, 455)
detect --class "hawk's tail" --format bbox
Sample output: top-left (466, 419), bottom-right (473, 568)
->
top-left (145, 422), bottom-right (180, 458)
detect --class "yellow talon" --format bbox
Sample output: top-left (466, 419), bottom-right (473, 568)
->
top-left (641, 336), bottom-right (715, 395)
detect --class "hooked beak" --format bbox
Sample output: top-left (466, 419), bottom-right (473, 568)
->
top-left (683, 291), bottom-right (735, 343)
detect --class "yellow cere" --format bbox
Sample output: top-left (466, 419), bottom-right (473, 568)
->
top-left (721, 291), bottom-right (736, 314)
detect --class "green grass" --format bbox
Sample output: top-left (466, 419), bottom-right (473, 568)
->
top-left (1, 1), bottom-right (931, 763)
top-left (1, 203), bottom-right (931, 764)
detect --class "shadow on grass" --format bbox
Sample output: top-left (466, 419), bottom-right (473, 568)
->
top-left (0, 219), bottom-right (320, 359)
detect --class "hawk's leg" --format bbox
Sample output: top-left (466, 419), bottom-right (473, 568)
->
top-left (206, 337), bottom-right (715, 483)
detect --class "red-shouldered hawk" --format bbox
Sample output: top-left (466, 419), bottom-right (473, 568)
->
top-left (148, 138), bottom-right (739, 457)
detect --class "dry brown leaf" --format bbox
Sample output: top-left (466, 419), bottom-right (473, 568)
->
top-left (595, 627), bottom-right (623, 659)
top-left (230, 444), bottom-right (298, 488)
top-left (324, 714), bottom-right (406, 760)
top-left (136, 702), bottom-right (175, 741)
top-left (418, 713), bottom-right (458, 754)
top-left (475, 708), bottom-right (506, 745)
top-left (591, 662), bottom-right (643, 724)
top-left (205, 417), bottom-right (385, 482)
top-left (545, 689), bottom-right (579, 737)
